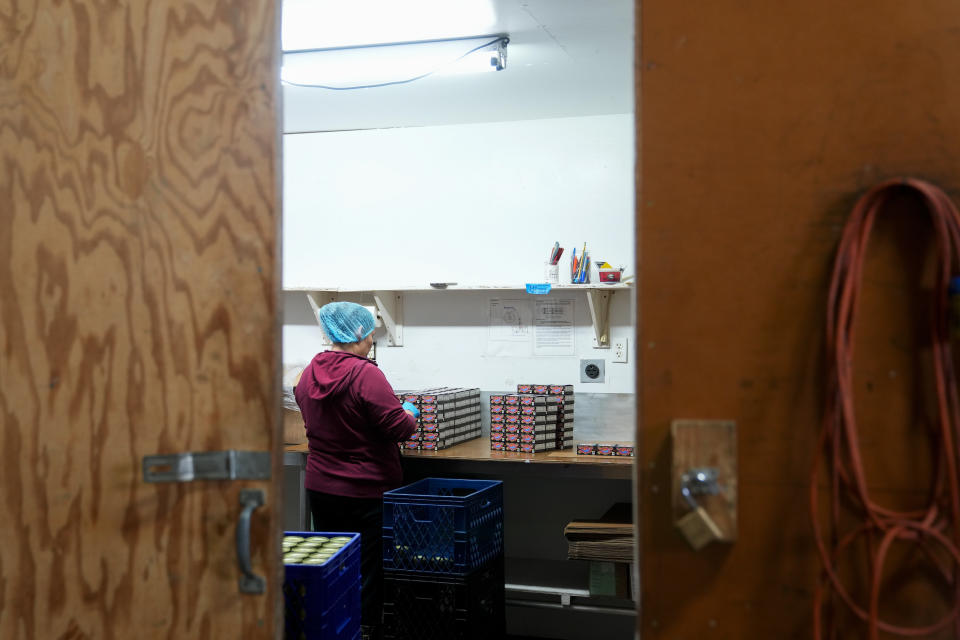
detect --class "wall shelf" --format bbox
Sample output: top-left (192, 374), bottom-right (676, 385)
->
top-left (289, 283), bottom-right (632, 349)
top-left (285, 283), bottom-right (631, 293)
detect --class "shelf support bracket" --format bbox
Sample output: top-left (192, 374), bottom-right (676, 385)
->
top-left (587, 290), bottom-right (612, 348)
top-left (373, 291), bottom-right (404, 347)
top-left (305, 291), bottom-right (338, 345)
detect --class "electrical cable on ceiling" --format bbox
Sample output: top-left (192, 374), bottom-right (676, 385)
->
top-left (281, 36), bottom-right (507, 91)
top-left (811, 178), bottom-right (960, 639)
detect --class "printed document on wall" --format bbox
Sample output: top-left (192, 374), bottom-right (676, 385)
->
top-left (534, 299), bottom-right (575, 356)
top-left (487, 298), bottom-right (532, 356)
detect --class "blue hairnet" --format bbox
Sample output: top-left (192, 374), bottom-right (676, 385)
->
top-left (317, 301), bottom-right (375, 344)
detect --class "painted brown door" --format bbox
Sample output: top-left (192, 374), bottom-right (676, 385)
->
top-left (0, 0), bottom-right (283, 637)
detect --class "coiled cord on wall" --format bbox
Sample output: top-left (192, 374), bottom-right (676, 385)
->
top-left (811, 178), bottom-right (960, 639)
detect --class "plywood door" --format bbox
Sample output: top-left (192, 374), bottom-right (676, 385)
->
top-left (0, 0), bottom-right (282, 637)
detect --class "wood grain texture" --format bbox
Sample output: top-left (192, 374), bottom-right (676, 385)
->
top-left (637, 0), bottom-right (960, 637)
top-left (0, 0), bottom-right (282, 638)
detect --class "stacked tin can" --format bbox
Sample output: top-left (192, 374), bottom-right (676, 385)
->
top-left (489, 384), bottom-right (574, 452)
top-left (576, 442), bottom-right (634, 457)
top-left (397, 387), bottom-right (483, 451)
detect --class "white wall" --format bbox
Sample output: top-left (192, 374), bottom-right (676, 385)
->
top-left (282, 112), bottom-right (635, 394)
top-left (283, 113), bottom-right (634, 290)
top-left (283, 289), bottom-right (635, 393)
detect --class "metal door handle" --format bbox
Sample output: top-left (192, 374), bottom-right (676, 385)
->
top-left (236, 489), bottom-right (265, 594)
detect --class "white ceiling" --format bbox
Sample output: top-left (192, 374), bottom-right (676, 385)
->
top-left (280, 0), bottom-right (635, 133)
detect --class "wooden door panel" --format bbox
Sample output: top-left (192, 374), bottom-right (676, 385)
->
top-left (637, 0), bottom-right (960, 637)
top-left (0, 0), bottom-right (282, 638)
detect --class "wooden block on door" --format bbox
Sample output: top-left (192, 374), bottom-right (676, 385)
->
top-left (670, 419), bottom-right (737, 543)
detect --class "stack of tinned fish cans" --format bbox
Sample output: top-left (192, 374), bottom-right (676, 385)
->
top-left (397, 387), bottom-right (483, 450)
top-left (282, 534), bottom-right (353, 566)
top-left (576, 443), bottom-right (634, 456)
top-left (490, 384), bottom-right (574, 453)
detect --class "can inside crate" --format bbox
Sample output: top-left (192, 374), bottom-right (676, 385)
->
top-left (283, 531), bottom-right (361, 639)
top-left (382, 478), bottom-right (504, 575)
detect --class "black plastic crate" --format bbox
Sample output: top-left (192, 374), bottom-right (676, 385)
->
top-left (383, 560), bottom-right (505, 640)
top-left (383, 478), bottom-right (503, 575)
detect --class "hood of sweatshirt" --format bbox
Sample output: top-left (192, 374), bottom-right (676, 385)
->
top-left (301, 351), bottom-right (376, 400)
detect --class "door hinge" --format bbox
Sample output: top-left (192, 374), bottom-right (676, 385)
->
top-left (142, 450), bottom-right (271, 483)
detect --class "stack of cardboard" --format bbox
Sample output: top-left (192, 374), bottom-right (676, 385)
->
top-left (564, 503), bottom-right (634, 563)
top-left (283, 365), bottom-right (307, 445)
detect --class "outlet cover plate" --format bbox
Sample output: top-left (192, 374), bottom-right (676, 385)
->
top-left (613, 338), bottom-right (628, 363)
top-left (580, 359), bottom-right (605, 383)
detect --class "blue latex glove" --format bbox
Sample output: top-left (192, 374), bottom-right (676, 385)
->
top-left (401, 401), bottom-right (420, 419)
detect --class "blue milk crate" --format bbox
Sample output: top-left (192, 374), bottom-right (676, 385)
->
top-left (382, 478), bottom-right (504, 575)
top-left (286, 586), bottom-right (361, 640)
top-left (283, 531), bottom-right (361, 640)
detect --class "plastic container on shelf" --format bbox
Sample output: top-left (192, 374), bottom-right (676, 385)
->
top-left (382, 478), bottom-right (504, 576)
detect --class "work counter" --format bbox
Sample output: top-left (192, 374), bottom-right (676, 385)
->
top-left (285, 437), bottom-right (631, 468)
top-left (283, 437), bottom-right (634, 530)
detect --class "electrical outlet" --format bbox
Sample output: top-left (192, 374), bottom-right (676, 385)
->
top-left (613, 338), bottom-right (628, 363)
top-left (580, 359), bottom-right (605, 383)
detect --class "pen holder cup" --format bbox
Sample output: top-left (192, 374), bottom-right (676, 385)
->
top-left (544, 263), bottom-right (560, 284)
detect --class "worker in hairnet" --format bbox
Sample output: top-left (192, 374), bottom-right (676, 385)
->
top-left (294, 301), bottom-right (418, 639)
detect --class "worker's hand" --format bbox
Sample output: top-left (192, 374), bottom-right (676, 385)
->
top-left (401, 401), bottom-right (420, 419)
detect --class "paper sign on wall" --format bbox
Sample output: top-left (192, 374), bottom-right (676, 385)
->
top-left (534, 299), bottom-right (575, 356)
top-left (486, 299), bottom-right (532, 357)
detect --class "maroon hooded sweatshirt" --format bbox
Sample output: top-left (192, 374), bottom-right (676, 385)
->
top-left (294, 350), bottom-right (417, 498)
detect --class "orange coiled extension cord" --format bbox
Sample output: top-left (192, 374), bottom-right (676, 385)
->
top-left (812, 178), bottom-right (960, 639)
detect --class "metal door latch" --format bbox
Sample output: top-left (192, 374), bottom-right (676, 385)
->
top-left (681, 467), bottom-right (720, 503)
top-left (142, 450), bottom-right (271, 483)
top-left (676, 467), bottom-right (723, 550)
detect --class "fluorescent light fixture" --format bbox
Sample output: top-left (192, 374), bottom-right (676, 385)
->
top-left (282, 36), bottom-right (508, 89)
top-left (281, 0), bottom-right (498, 51)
